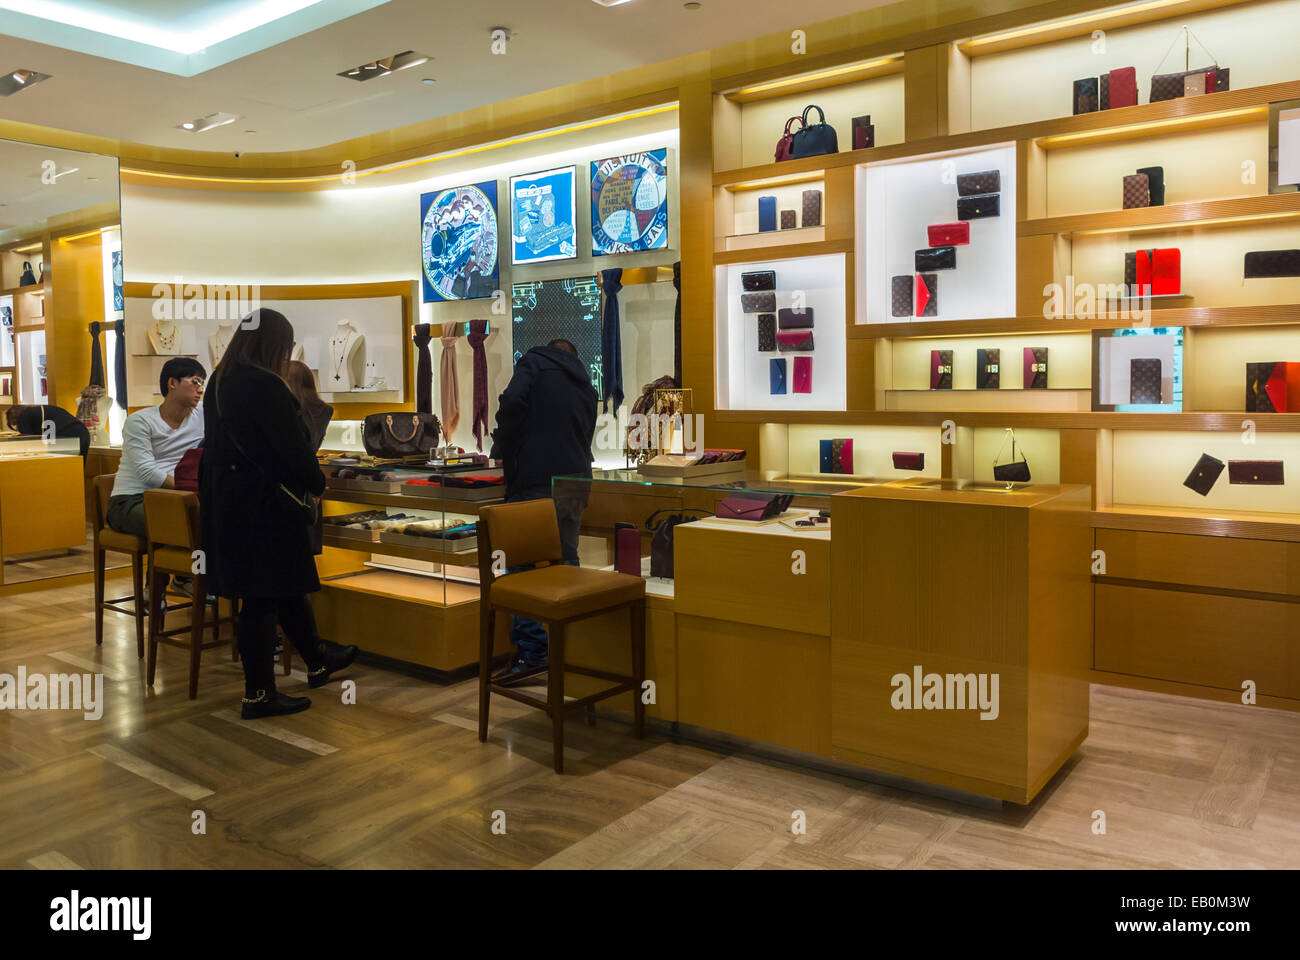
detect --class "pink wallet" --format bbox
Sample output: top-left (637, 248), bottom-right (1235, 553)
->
top-left (792, 356), bottom-right (812, 393)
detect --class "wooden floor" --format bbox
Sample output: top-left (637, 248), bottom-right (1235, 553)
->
top-left (2, 576), bottom-right (1299, 869)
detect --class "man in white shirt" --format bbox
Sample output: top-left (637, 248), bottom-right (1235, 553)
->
top-left (107, 357), bottom-right (206, 538)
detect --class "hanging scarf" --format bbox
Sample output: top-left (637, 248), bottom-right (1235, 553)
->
top-left (600, 268), bottom-right (623, 414)
top-left (87, 321), bottom-right (106, 388)
top-left (113, 318), bottom-right (128, 409)
top-left (439, 324), bottom-right (461, 443)
top-left (672, 261), bottom-right (682, 387)
top-left (412, 322), bottom-right (434, 414)
top-left (467, 319), bottom-right (489, 451)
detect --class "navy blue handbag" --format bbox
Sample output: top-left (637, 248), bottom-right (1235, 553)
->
top-left (790, 105), bottom-right (838, 159)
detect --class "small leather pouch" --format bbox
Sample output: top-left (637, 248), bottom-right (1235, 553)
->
top-left (1228, 460), bottom-right (1285, 485)
top-left (892, 451), bottom-right (924, 470)
top-left (757, 314), bottom-right (776, 352)
top-left (802, 189), bottom-right (822, 227)
top-left (915, 246), bottom-right (957, 272)
top-left (930, 349), bottom-right (953, 390)
top-left (792, 356), bottom-right (812, 393)
top-left (769, 358), bottom-right (787, 395)
top-left (1129, 358), bottom-right (1162, 403)
top-left (1150, 66), bottom-right (1215, 102)
top-left (741, 270), bottom-right (776, 291)
top-left (1136, 165), bottom-right (1165, 206)
top-left (1183, 74), bottom-right (1206, 98)
top-left (927, 222), bottom-right (970, 246)
top-left (780, 209), bottom-right (797, 229)
top-left (758, 196), bottom-right (777, 232)
top-left (776, 330), bottom-right (814, 352)
top-left (1243, 249), bottom-right (1300, 278)
top-left (1122, 173), bottom-right (1150, 209)
top-left (614, 523), bottom-right (641, 576)
top-left (740, 291), bottom-right (776, 313)
top-left (851, 115), bottom-right (874, 149)
top-left (977, 348), bottom-right (1000, 389)
top-left (1024, 347), bottom-right (1049, 389)
top-left (957, 170), bottom-right (1001, 195)
top-left (1182, 453), bottom-right (1224, 496)
top-left (957, 194), bottom-right (1000, 220)
top-left (1108, 66), bottom-right (1138, 108)
top-left (1073, 77), bottom-right (1099, 114)
top-left (891, 275), bottom-right (913, 317)
top-left (777, 307), bottom-right (814, 329)
top-left (915, 273), bottom-right (938, 317)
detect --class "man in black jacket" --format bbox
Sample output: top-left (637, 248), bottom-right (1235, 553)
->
top-left (489, 339), bottom-right (597, 672)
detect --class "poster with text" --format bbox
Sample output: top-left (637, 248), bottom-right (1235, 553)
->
top-left (510, 166), bottom-right (578, 265)
top-left (420, 181), bottom-right (499, 302)
top-left (590, 149), bottom-right (668, 256)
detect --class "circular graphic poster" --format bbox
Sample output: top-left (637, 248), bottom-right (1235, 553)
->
top-left (590, 149), bottom-right (668, 256)
top-left (420, 181), bottom-right (499, 302)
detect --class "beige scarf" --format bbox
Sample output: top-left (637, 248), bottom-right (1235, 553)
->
top-left (439, 325), bottom-right (461, 443)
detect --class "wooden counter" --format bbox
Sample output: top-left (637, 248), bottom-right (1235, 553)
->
top-left (0, 453), bottom-right (86, 583)
top-left (830, 479), bottom-right (1092, 803)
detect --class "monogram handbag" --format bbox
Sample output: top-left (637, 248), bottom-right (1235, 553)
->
top-left (19, 261), bottom-right (36, 286)
top-left (780, 210), bottom-right (797, 229)
top-left (992, 429), bottom-right (1031, 483)
top-left (774, 116), bottom-right (803, 162)
top-left (930, 349), bottom-right (953, 390)
top-left (362, 411), bottom-right (442, 458)
top-left (1183, 453), bottom-right (1225, 496)
top-left (977, 348), bottom-right (1000, 389)
top-left (1073, 77), bottom-right (1099, 114)
top-left (802, 189), bottom-right (822, 227)
top-left (1024, 347), bottom-right (1049, 389)
top-left (1149, 26), bottom-right (1222, 102)
top-left (1130, 358), bottom-right (1162, 403)
top-left (790, 105), bottom-right (838, 159)
top-left (1246, 362), bottom-right (1297, 412)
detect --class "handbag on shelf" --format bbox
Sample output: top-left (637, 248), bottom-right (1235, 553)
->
top-left (992, 429), bottom-right (1032, 483)
top-left (802, 189), bottom-right (822, 227)
top-left (1149, 26), bottom-right (1223, 102)
top-left (1182, 453), bottom-right (1225, 496)
top-left (645, 508), bottom-right (710, 579)
top-left (1073, 77), bottom-right (1099, 114)
top-left (789, 105), bottom-right (838, 159)
top-left (362, 411), bottom-right (442, 458)
top-left (614, 522), bottom-right (641, 577)
top-left (781, 209), bottom-right (797, 229)
top-left (1136, 166), bottom-right (1165, 205)
top-left (758, 197), bottom-right (777, 233)
top-left (19, 261), bottom-right (37, 287)
top-left (774, 116), bottom-right (803, 163)
top-left (977, 348), bottom-right (1000, 390)
top-left (1108, 67), bottom-right (1138, 108)
top-left (1129, 358), bottom-right (1163, 403)
top-left (716, 491), bottom-right (794, 522)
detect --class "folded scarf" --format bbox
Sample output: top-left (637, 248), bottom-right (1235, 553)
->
top-left (439, 325), bottom-right (461, 442)
top-left (467, 319), bottom-right (490, 451)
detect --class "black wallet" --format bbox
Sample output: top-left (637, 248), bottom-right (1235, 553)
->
top-left (957, 170), bottom-right (1000, 195)
top-left (1136, 166), bottom-right (1165, 206)
top-left (741, 270), bottom-right (776, 291)
top-left (1243, 250), bottom-right (1300, 279)
top-left (1183, 453), bottom-right (1224, 496)
top-left (957, 194), bottom-right (1000, 220)
top-left (915, 246), bottom-right (957, 271)
top-left (740, 291), bottom-right (776, 313)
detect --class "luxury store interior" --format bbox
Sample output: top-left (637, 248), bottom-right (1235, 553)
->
top-left (1, 0), bottom-right (1299, 878)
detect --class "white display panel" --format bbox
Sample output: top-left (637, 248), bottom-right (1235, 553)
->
top-left (861, 143), bottom-right (1017, 324)
top-left (1095, 327), bottom-right (1182, 410)
top-left (716, 253), bottom-right (846, 412)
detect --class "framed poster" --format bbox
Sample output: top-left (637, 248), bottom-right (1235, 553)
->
top-left (590, 149), bottom-right (668, 256)
top-left (111, 250), bottom-right (124, 312)
top-left (511, 276), bottom-right (603, 392)
top-left (509, 166), bottom-right (578, 265)
top-left (420, 181), bottom-right (500, 302)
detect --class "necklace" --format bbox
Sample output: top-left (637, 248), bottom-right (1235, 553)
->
top-left (330, 330), bottom-right (352, 383)
top-left (153, 320), bottom-right (177, 351)
top-left (213, 326), bottom-right (233, 356)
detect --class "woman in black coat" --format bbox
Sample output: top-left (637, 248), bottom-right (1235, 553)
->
top-left (200, 309), bottom-right (356, 719)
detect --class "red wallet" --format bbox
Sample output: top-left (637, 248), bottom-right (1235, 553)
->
top-left (1108, 66), bottom-right (1137, 108)
top-left (892, 451), bottom-right (925, 470)
top-left (1135, 248), bottom-right (1181, 296)
top-left (927, 222), bottom-right (970, 246)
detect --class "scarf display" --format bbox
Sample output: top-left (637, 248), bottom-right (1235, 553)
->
top-left (600, 268), bottom-right (624, 414)
top-left (439, 324), bottom-right (461, 443)
top-left (412, 323), bottom-right (434, 414)
top-left (87, 321), bottom-right (106, 388)
top-left (113, 319), bottom-right (127, 409)
top-left (467, 319), bottom-right (489, 451)
top-left (672, 261), bottom-right (682, 387)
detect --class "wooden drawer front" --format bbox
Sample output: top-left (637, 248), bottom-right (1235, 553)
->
top-left (1095, 583), bottom-right (1300, 699)
top-left (1096, 529), bottom-right (1300, 596)
top-left (674, 524), bottom-right (830, 635)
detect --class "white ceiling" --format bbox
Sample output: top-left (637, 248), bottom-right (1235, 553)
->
top-left (0, 0), bottom-right (894, 154)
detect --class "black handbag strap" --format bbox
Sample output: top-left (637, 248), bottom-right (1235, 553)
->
top-left (801, 104), bottom-right (826, 126)
top-left (993, 427), bottom-right (1028, 467)
top-left (645, 507), bottom-right (710, 532)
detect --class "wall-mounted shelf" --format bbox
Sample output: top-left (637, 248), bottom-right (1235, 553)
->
top-left (716, 409), bottom-right (1300, 430)
top-left (714, 237), bottom-right (851, 266)
top-left (1092, 503), bottom-right (1300, 543)
top-left (1019, 191), bottom-right (1300, 237)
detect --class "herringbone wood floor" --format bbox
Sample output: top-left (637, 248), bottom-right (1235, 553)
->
top-left (2, 576), bottom-right (1299, 869)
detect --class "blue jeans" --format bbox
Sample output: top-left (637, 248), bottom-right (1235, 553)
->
top-left (506, 495), bottom-right (582, 664)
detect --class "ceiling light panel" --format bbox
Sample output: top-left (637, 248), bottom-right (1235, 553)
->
top-left (0, 69), bottom-right (51, 96)
top-left (339, 50), bottom-right (431, 81)
top-left (176, 112), bottom-right (240, 133)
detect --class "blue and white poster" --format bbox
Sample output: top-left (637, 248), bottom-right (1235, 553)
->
top-left (590, 149), bottom-right (668, 256)
top-left (420, 181), bottom-right (499, 302)
top-left (111, 250), bottom-right (124, 312)
top-left (509, 166), bottom-right (577, 265)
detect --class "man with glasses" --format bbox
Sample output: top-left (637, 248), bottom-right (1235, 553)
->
top-left (107, 357), bottom-right (206, 541)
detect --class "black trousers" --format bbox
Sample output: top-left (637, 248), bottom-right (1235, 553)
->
top-left (236, 595), bottom-right (324, 698)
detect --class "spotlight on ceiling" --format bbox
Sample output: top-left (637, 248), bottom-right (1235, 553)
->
top-left (592, 0), bottom-right (636, 5)
top-left (338, 50), bottom-right (431, 82)
top-left (176, 112), bottom-right (239, 133)
top-left (0, 69), bottom-right (51, 97)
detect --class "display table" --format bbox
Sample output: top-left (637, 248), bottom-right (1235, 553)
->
top-left (830, 479), bottom-right (1092, 803)
top-left (0, 445), bottom-right (86, 583)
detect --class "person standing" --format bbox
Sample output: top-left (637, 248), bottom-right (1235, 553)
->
top-left (488, 338), bottom-right (597, 674)
top-left (200, 309), bottom-right (356, 719)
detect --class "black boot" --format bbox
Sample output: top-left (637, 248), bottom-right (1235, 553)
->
top-left (241, 688), bottom-right (311, 719)
top-left (307, 639), bottom-right (359, 689)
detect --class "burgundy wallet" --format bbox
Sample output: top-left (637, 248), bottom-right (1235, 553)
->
top-left (777, 307), bottom-right (814, 329)
top-left (930, 349), bottom-right (953, 390)
top-left (892, 451), bottom-right (925, 470)
top-left (1228, 460), bottom-right (1285, 485)
top-left (1108, 66), bottom-right (1138, 108)
top-left (716, 492), bottom-right (794, 521)
top-left (614, 523), bottom-right (640, 576)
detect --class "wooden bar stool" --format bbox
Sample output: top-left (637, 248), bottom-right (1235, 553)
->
top-left (143, 488), bottom-right (237, 699)
top-left (91, 474), bottom-right (147, 658)
top-left (477, 498), bottom-right (646, 773)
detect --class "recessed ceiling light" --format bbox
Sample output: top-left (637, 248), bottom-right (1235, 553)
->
top-left (176, 112), bottom-right (238, 133)
top-left (338, 50), bottom-right (431, 82)
top-left (244, 129), bottom-right (257, 134)
top-left (421, 77), bottom-right (437, 85)
top-left (0, 68), bottom-right (51, 96)
top-left (684, 1), bottom-right (702, 7)
top-left (592, 0), bottom-right (636, 5)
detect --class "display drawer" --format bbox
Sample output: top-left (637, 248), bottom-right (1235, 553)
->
top-left (673, 521), bottom-right (831, 635)
top-left (1095, 583), bottom-right (1300, 699)
top-left (1096, 529), bottom-right (1300, 597)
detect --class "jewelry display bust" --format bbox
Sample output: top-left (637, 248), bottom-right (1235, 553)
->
top-left (327, 320), bottom-right (365, 391)
top-left (148, 318), bottom-right (182, 356)
top-left (208, 321), bottom-right (235, 367)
